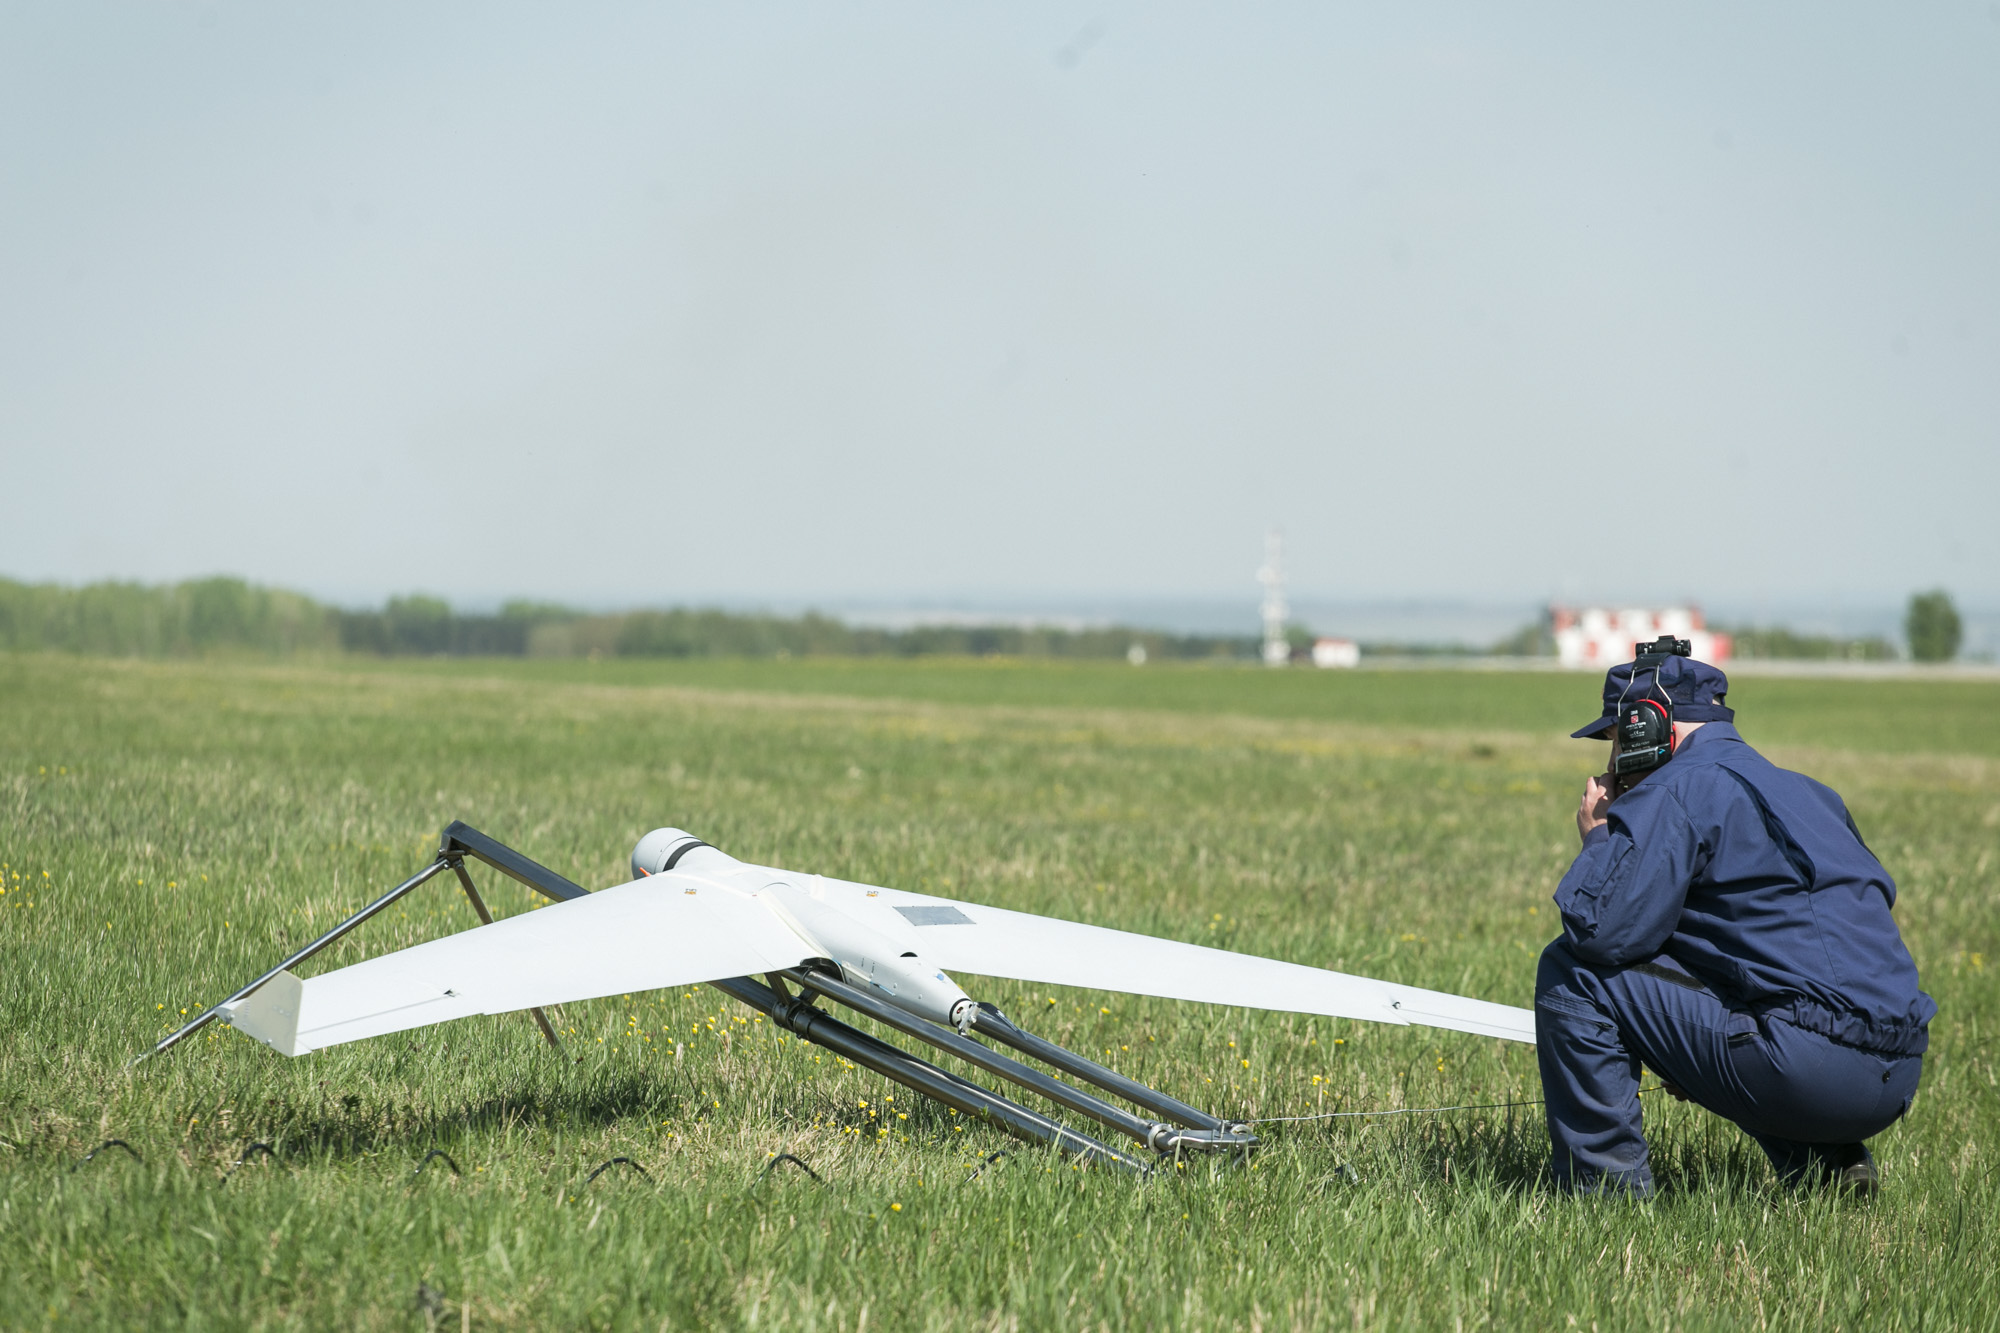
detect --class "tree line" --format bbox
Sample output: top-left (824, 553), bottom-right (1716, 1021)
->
top-left (0, 577), bottom-right (1256, 661)
top-left (0, 577), bottom-right (337, 656)
top-left (0, 577), bottom-right (1967, 662)
top-left (1720, 591), bottom-right (1964, 663)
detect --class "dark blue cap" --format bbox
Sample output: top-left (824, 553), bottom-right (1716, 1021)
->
top-left (1571, 655), bottom-right (1735, 738)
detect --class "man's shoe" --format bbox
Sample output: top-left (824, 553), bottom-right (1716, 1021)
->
top-left (1827, 1144), bottom-right (1877, 1199)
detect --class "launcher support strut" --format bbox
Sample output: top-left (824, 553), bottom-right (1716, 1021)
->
top-left (446, 858), bottom-right (562, 1050)
top-left (136, 857), bottom-right (455, 1064)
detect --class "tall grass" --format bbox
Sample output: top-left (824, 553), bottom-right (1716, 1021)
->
top-left (1, 655), bottom-right (1993, 1329)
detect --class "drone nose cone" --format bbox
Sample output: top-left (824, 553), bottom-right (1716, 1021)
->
top-left (631, 828), bottom-right (711, 879)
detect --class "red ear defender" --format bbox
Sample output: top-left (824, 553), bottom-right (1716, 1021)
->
top-left (1612, 696), bottom-right (1676, 783)
top-left (1636, 699), bottom-right (1674, 754)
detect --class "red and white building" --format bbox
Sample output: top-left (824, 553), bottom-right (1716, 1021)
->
top-left (1551, 606), bottom-right (1732, 670)
top-left (1311, 637), bottom-right (1361, 668)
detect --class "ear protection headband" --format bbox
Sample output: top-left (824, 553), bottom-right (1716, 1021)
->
top-left (1610, 636), bottom-right (1691, 788)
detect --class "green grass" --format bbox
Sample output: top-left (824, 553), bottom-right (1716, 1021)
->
top-left (369, 653), bottom-right (2000, 758)
top-left (1, 653), bottom-right (1995, 1330)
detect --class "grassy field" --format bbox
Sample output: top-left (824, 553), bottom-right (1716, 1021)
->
top-left (2, 653), bottom-right (1995, 1330)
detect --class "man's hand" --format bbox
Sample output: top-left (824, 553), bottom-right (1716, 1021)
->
top-left (1577, 773), bottom-right (1614, 843)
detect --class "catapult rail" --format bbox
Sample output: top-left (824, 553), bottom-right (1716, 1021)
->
top-left (782, 969), bottom-right (1254, 1156)
top-left (714, 975), bottom-right (1150, 1173)
top-left (136, 822), bottom-right (1259, 1170)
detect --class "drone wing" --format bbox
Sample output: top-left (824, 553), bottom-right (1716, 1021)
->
top-left (808, 879), bottom-right (1535, 1043)
top-left (222, 877), bottom-right (813, 1056)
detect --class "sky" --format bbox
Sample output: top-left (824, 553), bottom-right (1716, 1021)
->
top-left (3, 3), bottom-right (1996, 618)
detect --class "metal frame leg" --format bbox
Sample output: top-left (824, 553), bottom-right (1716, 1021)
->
top-left (779, 972), bottom-right (1257, 1158)
top-left (712, 975), bottom-right (1150, 1174)
top-left (784, 969), bottom-right (1188, 1152)
top-left (136, 857), bottom-right (456, 1064)
top-left (972, 1004), bottom-right (1235, 1132)
top-left (446, 858), bottom-right (562, 1051)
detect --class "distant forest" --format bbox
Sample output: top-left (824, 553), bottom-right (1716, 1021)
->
top-left (0, 577), bottom-right (1259, 661)
top-left (0, 576), bottom-right (1909, 662)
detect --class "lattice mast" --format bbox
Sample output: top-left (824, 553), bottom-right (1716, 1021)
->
top-left (1257, 528), bottom-right (1289, 666)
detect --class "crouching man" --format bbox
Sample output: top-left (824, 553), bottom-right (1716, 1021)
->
top-left (1537, 638), bottom-right (1933, 1197)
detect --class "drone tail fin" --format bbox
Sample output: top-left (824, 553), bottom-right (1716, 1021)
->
top-left (219, 970), bottom-right (305, 1056)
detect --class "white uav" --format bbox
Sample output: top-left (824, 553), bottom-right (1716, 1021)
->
top-left (152, 823), bottom-right (1533, 1168)
top-left (219, 828), bottom-right (1532, 1057)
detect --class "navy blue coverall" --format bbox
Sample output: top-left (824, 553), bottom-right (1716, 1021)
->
top-left (1537, 722), bottom-right (1934, 1194)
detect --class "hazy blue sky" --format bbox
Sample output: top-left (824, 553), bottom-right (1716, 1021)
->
top-left (3, 4), bottom-right (1995, 611)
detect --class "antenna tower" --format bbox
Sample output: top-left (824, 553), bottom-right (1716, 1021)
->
top-left (1257, 528), bottom-right (1289, 666)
